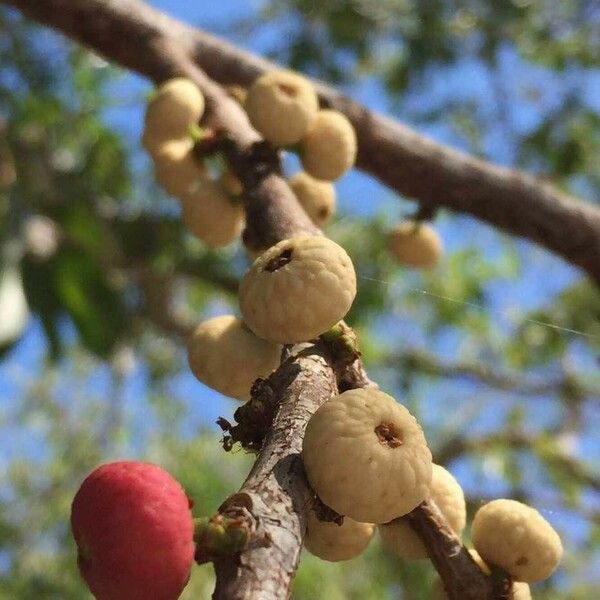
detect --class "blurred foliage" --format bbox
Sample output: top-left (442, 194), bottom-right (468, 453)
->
top-left (1, 1), bottom-right (600, 599)
top-left (260, 0), bottom-right (600, 78)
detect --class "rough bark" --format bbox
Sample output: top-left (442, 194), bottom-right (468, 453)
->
top-left (407, 502), bottom-right (502, 600)
top-left (216, 337), bottom-right (497, 600)
top-left (212, 343), bottom-right (338, 599)
top-left (3, 0), bottom-right (600, 283)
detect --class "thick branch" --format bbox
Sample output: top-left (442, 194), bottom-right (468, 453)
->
top-left (213, 342), bottom-right (338, 600)
top-left (3, 0), bottom-right (600, 283)
top-left (216, 338), bottom-right (496, 600)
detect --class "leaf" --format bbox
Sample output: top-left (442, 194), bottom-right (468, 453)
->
top-left (53, 249), bottom-right (128, 358)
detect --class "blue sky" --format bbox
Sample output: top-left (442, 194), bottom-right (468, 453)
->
top-left (1, 1), bottom-right (599, 591)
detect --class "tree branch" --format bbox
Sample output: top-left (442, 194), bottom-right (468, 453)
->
top-left (394, 348), bottom-right (600, 400)
top-left (406, 501), bottom-right (499, 599)
top-left (3, 0), bottom-right (600, 283)
top-left (186, 28), bottom-right (600, 285)
top-left (212, 342), bottom-right (337, 600)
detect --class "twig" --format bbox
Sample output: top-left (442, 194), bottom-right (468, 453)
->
top-left (394, 349), bottom-right (600, 400)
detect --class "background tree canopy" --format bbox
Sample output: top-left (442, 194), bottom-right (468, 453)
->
top-left (0, 1), bottom-right (599, 598)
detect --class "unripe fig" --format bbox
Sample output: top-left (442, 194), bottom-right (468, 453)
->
top-left (304, 511), bottom-right (374, 562)
top-left (509, 582), bottom-right (532, 600)
top-left (302, 388), bottom-right (432, 524)
top-left (153, 139), bottom-right (207, 198)
top-left (380, 464), bottom-right (466, 559)
top-left (471, 499), bottom-right (562, 582)
top-left (180, 181), bottom-right (244, 248)
top-left (301, 110), bottom-right (357, 181)
top-left (187, 315), bottom-right (281, 401)
top-left (244, 70), bottom-right (319, 146)
top-left (289, 172), bottom-right (336, 227)
top-left (239, 236), bottom-right (356, 343)
top-left (387, 221), bottom-right (442, 269)
top-left (143, 78), bottom-right (205, 149)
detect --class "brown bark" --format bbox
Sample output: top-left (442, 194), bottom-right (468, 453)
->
top-left (212, 343), bottom-right (338, 599)
top-left (3, 0), bottom-right (600, 283)
top-left (406, 502), bottom-right (502, 600)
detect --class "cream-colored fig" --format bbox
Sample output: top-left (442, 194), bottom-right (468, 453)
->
top-left (431, 550), bottom-right (531, 600)
top-left (471, 499), bottom-right (562, 582)
top-left (289, 172), bottom-right (336, 227)
top-left (187, 315), bottom-right (281, 401)
top-left (244, 70), bottom-right (318, 146)
top-left (153, 139), bottom-right (207, 197)
top-left (510, 582), bottom-right (532, 600)
top-left (387, 221), bottom-right (442, 269)
top-left (301, 110), bottom-right (357, 181)
top-left (302, 388), bottom-right (432, 524)
top-left (143, 78), bottom-right (205, 150)
top-left (239, 236), bottom-right (356, 343)
top-left (304, 511), bottom-right (374, 562)
top-left (219, 170), bottom-right (244, 197)
top-left (180, 181), bottom-right (244, 248)
top-left (380, 464), bottom-right (465, 559)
